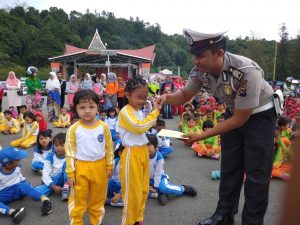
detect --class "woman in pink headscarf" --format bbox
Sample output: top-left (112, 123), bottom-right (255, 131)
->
top-left (6, 71), bottom-right (22, 113)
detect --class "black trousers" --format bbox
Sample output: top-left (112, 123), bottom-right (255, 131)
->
top-left (216, 108), bottom-right (276, 225)
top-left (60, 93), bottom-right (65, 108)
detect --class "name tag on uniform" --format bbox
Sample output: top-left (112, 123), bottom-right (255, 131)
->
top-left (229, 67), bottom-right (244, 80)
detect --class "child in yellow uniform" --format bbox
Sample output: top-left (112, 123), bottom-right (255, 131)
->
top-left (1, 110), bottom-right (20, 134)
top-left (54, 108), bottom-right (71, 128)
top-left (118, 76), bottom-right (160, 225)
top-left (11, 112), bottom-right (39, 149)
top-left (17, 105), bottom-right (27, 127)
top-left (66, 89), bottom-right (113, 225)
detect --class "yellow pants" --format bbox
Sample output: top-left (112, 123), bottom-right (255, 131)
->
top-left (10, 135), bottom-right (37, 149)
top-left (68, 159), bottom-right (108, 225)
top-left (0, 124), bottom-right (5, 132)
top-left (54, 121), bottom-right (70, 128)
top-left (9, 127), bottom-right (20, 134)
top-left (120, 145), bottom-right (150, 225)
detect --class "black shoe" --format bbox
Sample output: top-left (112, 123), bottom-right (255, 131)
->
top-left (158, 193), bottom-right (168, 205)
top-left (41, 199), bottom-right (52, 215)
top-left (198, 213), bottom-right (234, 225)
top-left (183, 185), bottom-right (197, 197)
top-left (11, 208), bottom-right (25, 224)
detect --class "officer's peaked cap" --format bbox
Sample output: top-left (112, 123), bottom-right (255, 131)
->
top-left (183, 29), bottom-right (227, 55)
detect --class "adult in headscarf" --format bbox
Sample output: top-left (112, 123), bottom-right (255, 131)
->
top-left (66, 74), bottom-right (79, 110)
top-left (160, 75), bottom-right (175, 119)
top-left (46, 71), bottom-right (61, 121)
top-left (105, 72), bottom-right (118, 108)
top-left (57, 71), bottom-right (66, 108)
top-left (100, 73), bottom-right (107, 89)
top-left (25, 66), bottom-right (43, 112)
top-left (6, 71), bottom-right (22, 114)
top-left (79, 73), bottom-right (93, 90)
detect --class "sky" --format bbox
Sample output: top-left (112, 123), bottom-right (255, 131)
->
top-left (1, 0), bottom-right (300, 41)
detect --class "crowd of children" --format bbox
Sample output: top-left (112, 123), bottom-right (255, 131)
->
top-left (0, 73), bottom-right (299, 225)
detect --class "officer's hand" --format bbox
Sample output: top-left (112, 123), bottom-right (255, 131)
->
top-left (156, 94), bottom-right (167, 107)
top-left (182, 133), bottom-right (201, 146)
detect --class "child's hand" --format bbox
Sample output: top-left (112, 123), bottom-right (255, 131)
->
top-left (149, 186), bottom-right (157, 193)
top-left (111, 192), bottom-right (122, 203)
top-left (68, 178), bottom-right (76, 188)
top-left (153, 99), bottom-right (160, 110)
top-left (52, 185), bottom-right (62, 194)
top-left (107, 169), bottom-right (113, 179)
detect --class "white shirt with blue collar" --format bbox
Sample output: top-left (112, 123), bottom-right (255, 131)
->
top-left (42, 152), bottom-right (66, 187)
top-left (150, 151), bottom-right (164, 188)
top-left (0, 167), bottom-right (26, 191)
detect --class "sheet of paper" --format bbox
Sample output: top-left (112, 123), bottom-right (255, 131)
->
top-left (157, 129), bottom-right (188, 139)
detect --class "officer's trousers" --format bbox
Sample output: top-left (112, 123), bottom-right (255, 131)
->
top-left (216, 108), bottom-right (275, 225)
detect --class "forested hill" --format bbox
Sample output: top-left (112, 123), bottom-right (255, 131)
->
top-left (0, 6), bottom-right (299, 80)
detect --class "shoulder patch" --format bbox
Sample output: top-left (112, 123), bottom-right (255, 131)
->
top-left (189, 66), bottom-right (198, 77)
top-left (229, 67), bottom-right (244, 80)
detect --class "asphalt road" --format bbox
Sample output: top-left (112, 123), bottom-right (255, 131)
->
top-left (0, 96), bottom-right (285, 225)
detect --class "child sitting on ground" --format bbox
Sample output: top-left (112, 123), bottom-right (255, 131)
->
top-left (17, 105), bottom-right (27, 127)
top-left (147, 134), bottom-right (197, 205)
top-left (32, 129), bottom-right (53, 172)
top-left (178, 103), bottom-right (193, 131)
top-left (0, 111), bottom-right (4, 128)
top-left (0, 147), bottom-right (52, 224)
top-left (106, 145), bottom-right (123, 207)
top-left (272, 126), bottom-right (292, 180)
top-left (278, 117), bottom-right (293, 139)
top-left (202, 108), bottom-right (216, 125)
top-left (0, 110), bottom-right (20, 135)
top-left (194, 112), bottom-right (203, 130)
top-left (192, 120), bottom-right (221, 159)
top-left (182, 116), bottom-right (202, 135)
top-left (155, 120), bottom-right (173, 157)
top-left (35, 111), bottom-right (48, 132)
top-left (11, 112), bottom-right (39, 149)
top-left (36, 133), bottom-right (70, 200)
top-left (53, 108), bottom-right (71, 128)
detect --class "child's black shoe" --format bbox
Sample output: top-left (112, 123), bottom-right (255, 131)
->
top-left (41, 199), bottom-right (52, 215)
top-left (183, 185), bottom-right (197, 197)
top-left (11, 207), bottom-right (25, 224)
top-left (158, 193), bottom-right (168, 205)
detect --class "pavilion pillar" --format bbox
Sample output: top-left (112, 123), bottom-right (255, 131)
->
top-left (138, 62), bottom-right (142, 75)
top-left (63, 62), bottom-right (68, 80)
top-left (74, 60), bottom-right (77, 76)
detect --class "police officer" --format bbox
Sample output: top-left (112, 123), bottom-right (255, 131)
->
top-left (157, 29), bottom-right (275, 225)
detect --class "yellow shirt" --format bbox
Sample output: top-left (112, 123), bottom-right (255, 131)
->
top-left (118, 105), bottom-right (160, 147)
top-left (22, 121), bottom-right (39, 139)
top-left (4, 118), bottom-right (20, 129)
top-left (65, 120), bottom-right (113, 178)
top-left (59, 114), bottom-right (70, 125)
top-left (0, 112), bottom-right (4, 124)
